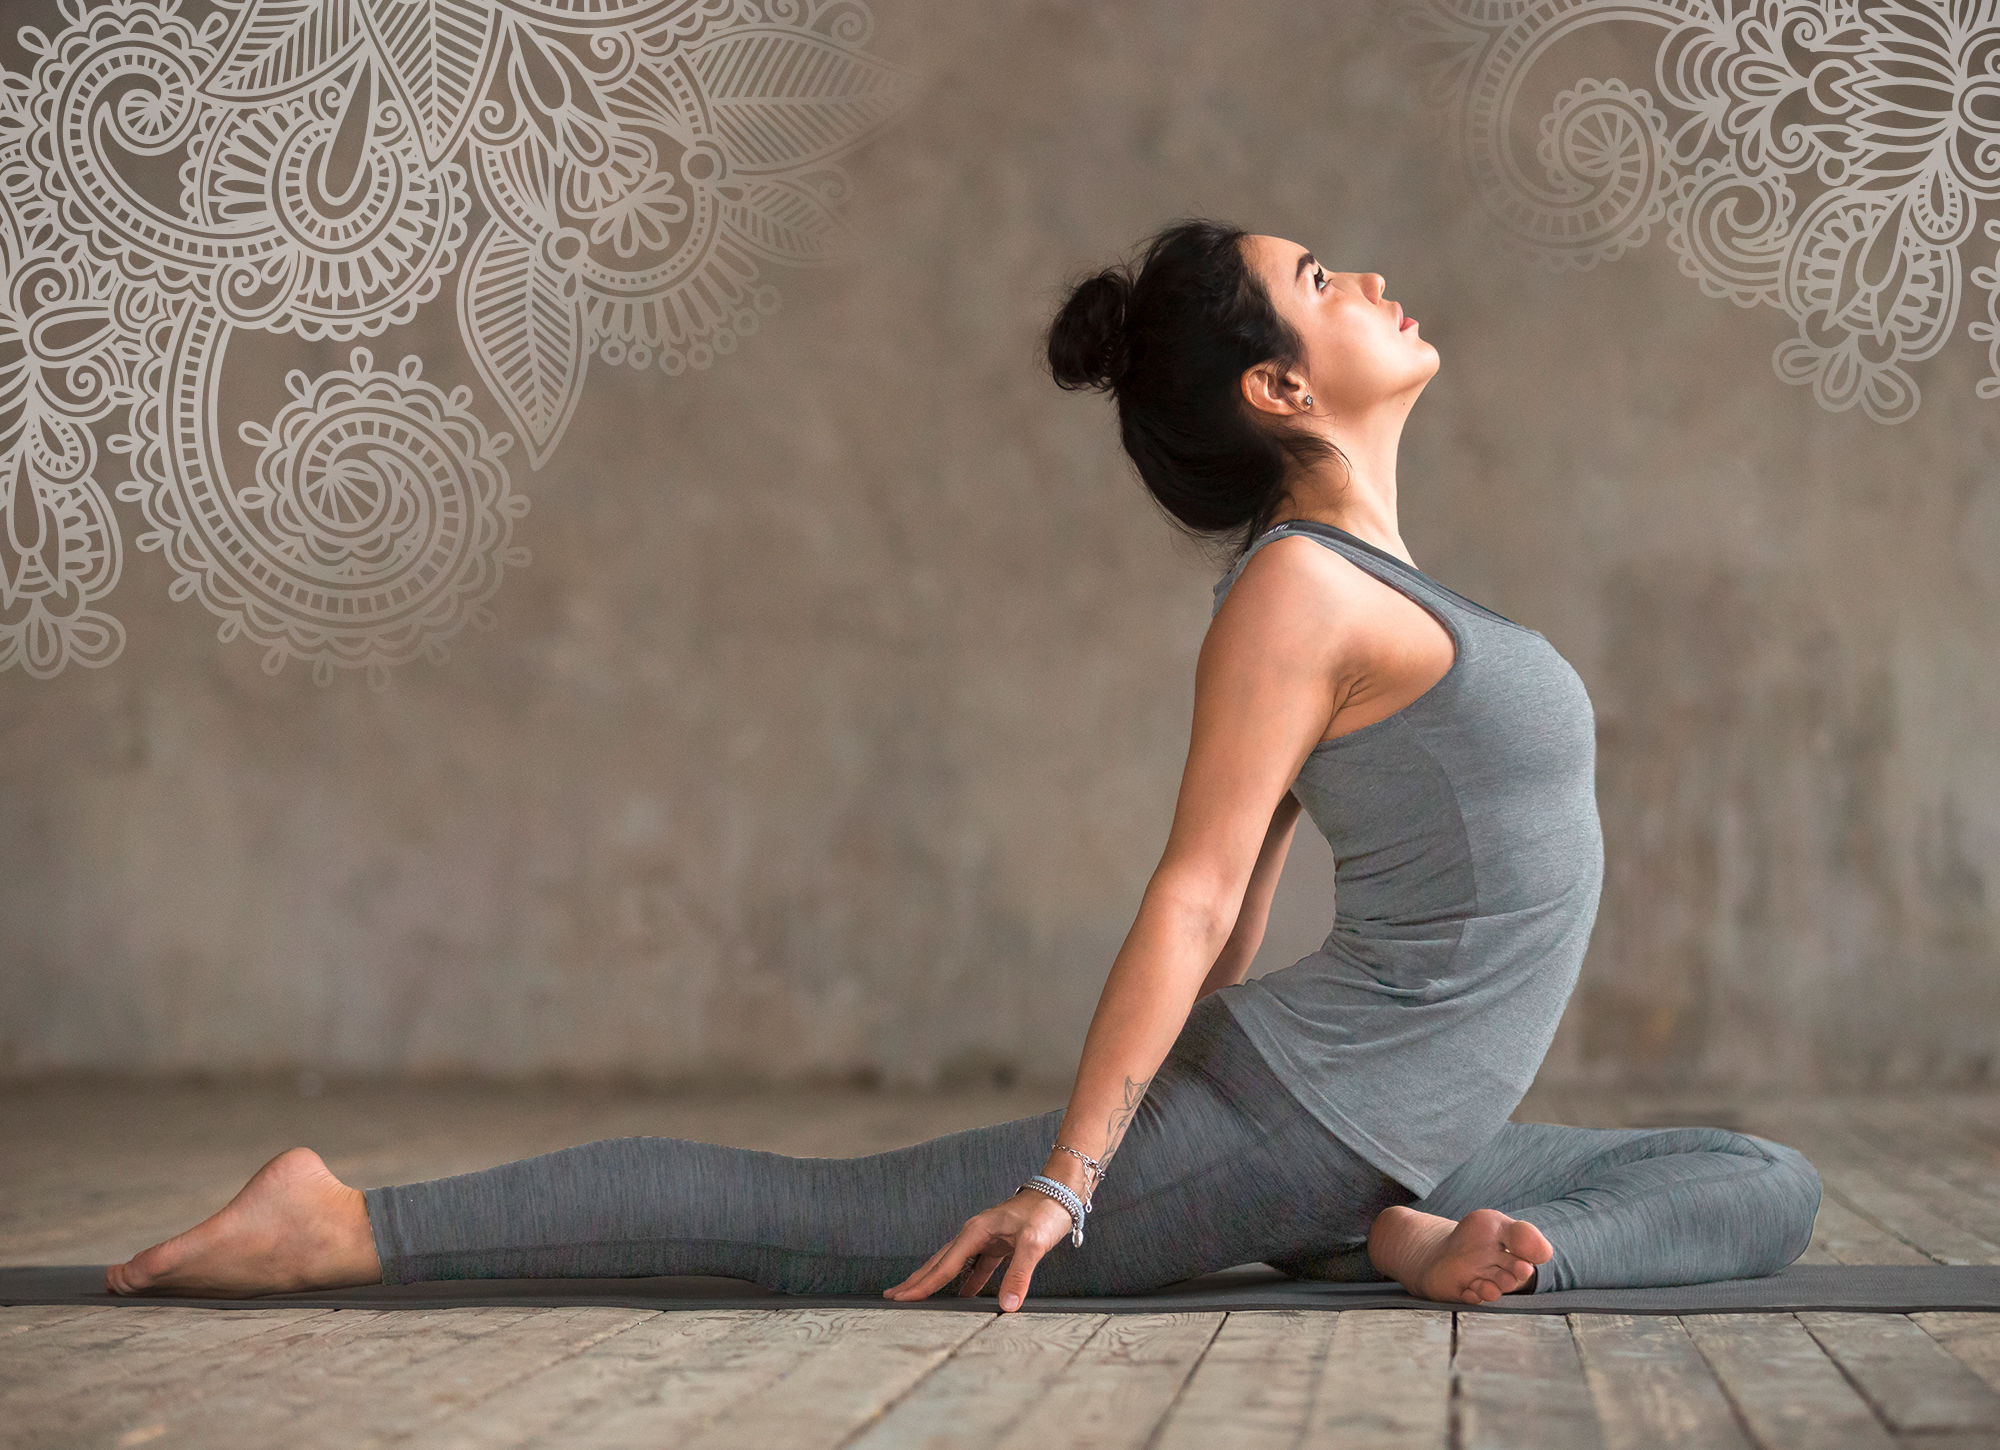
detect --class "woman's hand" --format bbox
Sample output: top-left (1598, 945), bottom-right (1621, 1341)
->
top-left (882, 1186), bottom-right (1078, 1311)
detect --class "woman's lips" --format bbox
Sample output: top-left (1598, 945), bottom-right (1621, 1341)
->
top-left (1400, 314), bottom-right (1417, 330)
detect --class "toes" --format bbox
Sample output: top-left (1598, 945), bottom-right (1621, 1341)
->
top-left (115, 1236), bottom-right (189, 1295)
top-left (108, 1257), bottom-right (151, 1295)
top-left (1500, 1218), bottom-right (1554, 1265)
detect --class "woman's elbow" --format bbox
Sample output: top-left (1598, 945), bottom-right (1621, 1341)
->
top-left (1142, 867), bottom-right (1240, 940)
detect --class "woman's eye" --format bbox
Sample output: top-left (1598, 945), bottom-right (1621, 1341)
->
top-left (1314, 269), bottom-right (1328, 291)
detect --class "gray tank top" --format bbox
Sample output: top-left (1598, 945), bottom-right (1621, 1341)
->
top-left (1207, 519), bottom-right (1604, 1196)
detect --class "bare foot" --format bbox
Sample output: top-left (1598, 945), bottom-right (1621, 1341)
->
top-left (1366, 1204), bottom-right (1553, 1305)
top-left (105, 1147), bottom-right (382, 1298)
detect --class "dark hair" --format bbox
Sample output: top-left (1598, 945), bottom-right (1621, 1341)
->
top-left (1044, 217), bottom-right (1348, 562)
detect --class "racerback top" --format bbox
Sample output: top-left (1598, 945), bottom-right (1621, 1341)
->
top-left (1206, 519), bottom-right (1604, 1196)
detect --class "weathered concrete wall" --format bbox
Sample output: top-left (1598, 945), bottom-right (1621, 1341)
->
top-left (3, 0), bottom-right (1996, 1092)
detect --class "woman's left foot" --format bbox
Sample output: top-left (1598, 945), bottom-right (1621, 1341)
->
top-left (1366, 1204), bottom-right (1553, 1304)
top-left (105, 1147), bottom-right (382, 1298)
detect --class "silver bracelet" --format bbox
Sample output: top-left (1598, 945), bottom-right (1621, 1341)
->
top-left (1051, 1142), bottom-right (1108, 1187)
top-left (1020, 1173), bottom-right (1088, 1246)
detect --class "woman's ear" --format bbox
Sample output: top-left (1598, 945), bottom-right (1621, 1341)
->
top-left (1239, 362), bottom-right (1310, 419)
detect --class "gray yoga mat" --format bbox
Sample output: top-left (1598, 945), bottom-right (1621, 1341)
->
top-left (5, 1263), bottom-right (1998, 1314)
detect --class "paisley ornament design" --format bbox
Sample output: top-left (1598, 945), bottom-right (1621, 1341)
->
top-left (0, 0), bottom-right (913, 680)
top-left (1402, 0), bottom-right (2000, 422)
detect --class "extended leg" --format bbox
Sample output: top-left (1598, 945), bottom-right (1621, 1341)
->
top-left (112, 994), bottom-right (1412, 1300)
top-left (369, 996), bottom-right (1410, 1297)
top-left (365, 1108), bottom-right (1065, 1292)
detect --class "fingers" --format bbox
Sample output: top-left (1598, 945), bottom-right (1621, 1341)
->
top-left (883, 1242), bottom-right (955, 1299)
top-left (958, 1250), bottom-right (1008, 1298)
top-left (882, 1197), bottom-right (1069, 1306)
top-left (885, 1249), bottom-right (970, 1300)
top-left (997, 1246), bottom-right (1047, 1312)
top-left (882, 1243), bottom-right (950, 1299)
top-left (884, 1225), bottom-right (990, 1301)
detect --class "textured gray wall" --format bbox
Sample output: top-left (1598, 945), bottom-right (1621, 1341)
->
top-left (4, 0), bottom-right (1997, 1093)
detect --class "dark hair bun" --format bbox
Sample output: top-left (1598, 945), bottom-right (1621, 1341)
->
top-left (1039, 217), bottom-right (1345, 562)
top-left (1046, 268), bottom-right (1133, 391)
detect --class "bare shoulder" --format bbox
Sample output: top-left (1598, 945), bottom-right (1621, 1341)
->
top-left (1205, 533), bottom-right (1381, 666)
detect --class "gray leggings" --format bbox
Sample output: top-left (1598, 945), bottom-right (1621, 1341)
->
top-left (363, 993), bottom-right (1822, 1296)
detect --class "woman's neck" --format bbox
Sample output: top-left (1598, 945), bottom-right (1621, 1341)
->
top-left (1275, 415), bottom-right (1413, 563)
top-left (1277, 473), bottom-right (1410, 566)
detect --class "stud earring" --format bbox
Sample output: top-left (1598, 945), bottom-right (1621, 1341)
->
top-left (1301, 395), bottom-right (1313, 408)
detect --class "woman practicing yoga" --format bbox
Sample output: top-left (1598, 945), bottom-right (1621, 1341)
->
top-left (107, 218), bottom-right (1822, 1312)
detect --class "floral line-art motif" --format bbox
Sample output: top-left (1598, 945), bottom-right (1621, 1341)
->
top-left (1399, 0), bottom-right (2000, 423)
top-left (0, 0), bottom-right (915, 683)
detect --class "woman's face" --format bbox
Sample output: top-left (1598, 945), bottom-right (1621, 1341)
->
top-left (1238, 234), bottom-right (1439, 417)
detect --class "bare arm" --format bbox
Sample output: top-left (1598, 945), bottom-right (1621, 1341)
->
top-left (1195, 789), bottom-right (1303, 1001)
top-left (885, 535), bottom-right (1358, 1311)
top-left (1039, 539), bottom-right (1353, 1192)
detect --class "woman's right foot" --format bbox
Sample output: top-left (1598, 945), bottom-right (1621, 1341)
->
top-left (105, 1147), bottom-right (382, 1298)
top-left (1366, 1204), bottom-right (1552, 1304)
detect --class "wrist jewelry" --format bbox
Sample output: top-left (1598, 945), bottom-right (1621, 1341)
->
top-left (1020, 1173), bottom-right (1088, 1246)
top-left (1051, 1141), bottom-right (1107, 1192)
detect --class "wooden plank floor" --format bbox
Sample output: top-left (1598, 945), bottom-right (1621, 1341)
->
top-left (4, 1081), bottom-right (2000, 1449)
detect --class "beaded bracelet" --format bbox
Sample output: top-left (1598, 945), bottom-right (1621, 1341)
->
top-left (1019, 1173), bottom-right (1089, 1246)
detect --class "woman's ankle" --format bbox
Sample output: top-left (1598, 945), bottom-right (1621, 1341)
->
top-left (1365, 1204), bottom-right (1452, 1282)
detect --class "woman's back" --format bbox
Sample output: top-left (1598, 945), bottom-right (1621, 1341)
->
top-left (1207, 520), bottom-right (1605, 1197)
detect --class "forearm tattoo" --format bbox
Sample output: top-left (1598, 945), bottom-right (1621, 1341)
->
top-left (1099, 1073), bottom-right (1152, 1167)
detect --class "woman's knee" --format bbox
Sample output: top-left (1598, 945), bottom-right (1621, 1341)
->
top-left (1679, 1128), bottom-right (1822, 1273)
top-left (1540, 1123), bottom-right (1824, 1278)
top-left (1738, 1133), bottom-right (1823, 1267)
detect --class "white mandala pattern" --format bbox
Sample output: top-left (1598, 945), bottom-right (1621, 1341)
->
top-left (0, 0), bottom-right (914, 681)
top-left (1400, 0), bottom-right (2000, 422)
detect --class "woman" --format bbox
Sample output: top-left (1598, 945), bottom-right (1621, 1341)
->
top-left (107, 218), bottom-right (1822, 1311)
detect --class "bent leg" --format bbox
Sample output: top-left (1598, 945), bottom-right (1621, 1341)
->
top-left (367, 994), bottom-right (1412, 1297)
top-left (1420, 1122), bottom-right (1823, 1291)
top-left (1268, 1122), bottom-right (1822, 1292)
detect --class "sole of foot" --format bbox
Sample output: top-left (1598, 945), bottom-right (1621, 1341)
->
top-left (105, 1146), bottom-right (382, 1298)
top-left (1369, 1204), bottom-right (1553, 1305)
